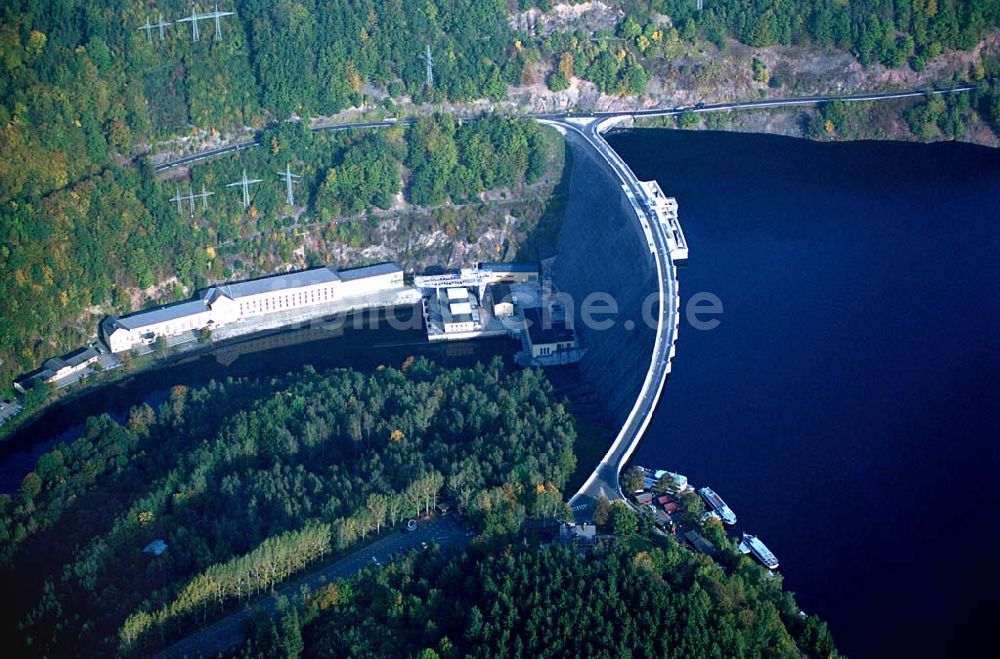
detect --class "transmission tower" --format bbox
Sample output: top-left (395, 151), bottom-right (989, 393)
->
top-left (277, 163), bottom-right (301, 206)
top-left (194, 184), bottom-right (214, 212)
top-left (206, 2), bottom-right (235, 39)
top-left (169, 184), bottom-right (214, 216)
top-left (176, 2), bottom-right (234, 42)
top-left (169, 185), bottom-right (186, 214)
top-left (177, 4), bottom-right (202, 42)
top-left (423, 44), bottom-right (434, 89)
top-left (227, 168), bottom-right (263, 210)
top-left (138, 15), bottom-right (172, 42)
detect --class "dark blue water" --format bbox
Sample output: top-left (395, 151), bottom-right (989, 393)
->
top-left (609, 129), bottom-right (1000, 657)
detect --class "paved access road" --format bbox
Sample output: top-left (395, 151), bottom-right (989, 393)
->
top-left (152, 120), bottom-right (408, 171)
top-left (152, 85), bottom-right (974, 173)
top-left (154, 516), bottom-right (469, 659)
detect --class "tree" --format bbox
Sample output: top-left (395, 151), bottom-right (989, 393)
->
top-left (593, 495), bottom-right (612, 526)
top-left (622, 466), bottom-right (645, 494)
top-left (366, 493), bottom-right (389, 535)
top-left (19, 472), bottom-right (42, 499)
top-left (752, 58), bottom-right (770, 84)
top-left (387, 495), bottom-right (405, 527)
top-left (610, 501), bottom-right (638, 536)
top-left (637, 508), bottom-right (656, 536)
top-left (678, 110), bottom-right (699, 128)
top-left (654, 472), bottom-right (679, 493)
top-left (547, 69), bottom-right (570, 92)
top-left (822, 100), bottom-right (848, 135)
top-left (680, 491), bottom-right (706, 526)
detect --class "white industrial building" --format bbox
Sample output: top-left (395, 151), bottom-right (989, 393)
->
top-left (446, 287), bottom-right (468, 301)
top-left (442, 290), bottom-right (480, 334)
top-left (486, 283), bottom-right (515, 318)
top-left (638, 180), bottom-right (688, 263)
top-left (102, 263), bottom-right (404, 353)
top-left (14, 346), bottom-right (102, 393)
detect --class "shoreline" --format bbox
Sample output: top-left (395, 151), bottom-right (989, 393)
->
top-left (0, 299), bottom-right (424, 448)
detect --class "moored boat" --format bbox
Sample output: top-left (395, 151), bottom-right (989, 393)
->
top-left (740, 532), bottom-right (779, 570)
top-left (696, 486), bottom-right (737, 525)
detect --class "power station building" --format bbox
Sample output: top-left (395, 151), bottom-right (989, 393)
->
top-left (101, 263), bottom-right (403, 353)
top-left (522, 307), bottom-right (579, 361)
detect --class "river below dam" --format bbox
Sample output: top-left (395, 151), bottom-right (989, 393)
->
top-left (608, 128), bottom-right (1000, 657)
top-left (0, 309), bottom-right (518, 492)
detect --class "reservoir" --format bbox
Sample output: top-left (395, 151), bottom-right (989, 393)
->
top-left (608, 128), bottom-right (1000, 657)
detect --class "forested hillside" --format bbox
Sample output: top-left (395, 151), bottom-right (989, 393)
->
top-left (3, 0), bottom-right (997, 199)
top-left (0, 357), bottom-right (578, 655)
top-left (0, 113), bottom-right (555, 395)
top-left (230, 540), bottom-right (839, 658)
top-left (650, 0), bottom-right (999, 67)
top-left (3, 0), bottom-right (999, 391)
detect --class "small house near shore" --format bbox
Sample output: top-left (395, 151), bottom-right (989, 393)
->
top-left (14, 346), bottom-right (101, 393)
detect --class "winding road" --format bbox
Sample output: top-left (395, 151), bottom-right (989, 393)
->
top-left (152, 85), bottom-right (974, 172)
top-left (153, 516), bottom-right (468, 659)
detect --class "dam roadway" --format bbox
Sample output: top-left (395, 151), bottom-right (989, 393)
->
top-left (541, 116), bottom-right (682, 518)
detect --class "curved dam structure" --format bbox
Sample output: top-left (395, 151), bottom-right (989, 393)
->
top-left (542, 117), bottom-right (684, 517)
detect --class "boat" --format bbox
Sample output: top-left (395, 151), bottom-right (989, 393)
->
top-left (739, 532), bottom-right (780, 570)
top-left (696, 486), bottom-right (737, 525)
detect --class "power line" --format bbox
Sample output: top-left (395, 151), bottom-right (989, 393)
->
top-left (138, 15), bottom-right (172, 42)
top-left (168, 184), bottom-right (214, 216)
top-left (206, 2), bottom-right (235, 40)
top-left (176, 4), bottom-right (202, 42)
top-left (197, 183), bottom-right (214, 211)
top-left (169, 185), bottom-right (186, 214)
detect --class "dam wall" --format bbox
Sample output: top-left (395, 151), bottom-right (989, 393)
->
top-left (552, 131), bottom-right (659, 423)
